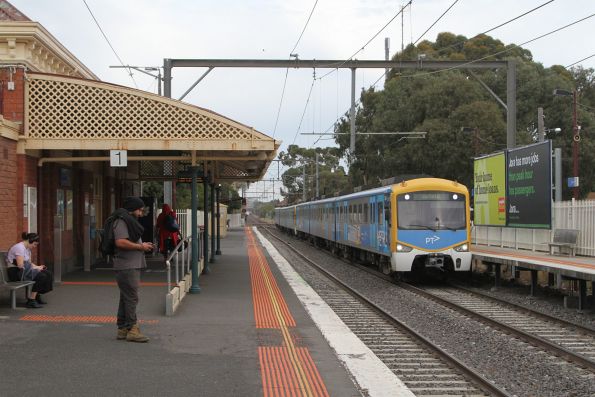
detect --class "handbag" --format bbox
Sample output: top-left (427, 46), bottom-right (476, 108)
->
top-left (164, 214), bottom-right (180, 232)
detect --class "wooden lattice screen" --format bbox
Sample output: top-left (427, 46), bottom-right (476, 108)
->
top-left (25, 73), bottom-right (271, 145)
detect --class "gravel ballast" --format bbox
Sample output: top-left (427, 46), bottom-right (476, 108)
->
top-left (264, 229), bottom-right (595, 397)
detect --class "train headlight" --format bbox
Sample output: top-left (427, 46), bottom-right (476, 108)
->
top-left (396, 244), bottom-right (413, 252)
top-left (454, 243), bottom-right (469, 252)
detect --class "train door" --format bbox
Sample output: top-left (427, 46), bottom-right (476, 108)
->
top-left (332, 202), bottom-right (337, 242)
top-left (369, 197), bottom-right (377, 251)
top-left (377, 194), bottom-right (389, 253)
top-left (343, 201), bottom-right (349, 244)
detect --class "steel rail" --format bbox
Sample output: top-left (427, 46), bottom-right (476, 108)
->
top-left (260, 225), bottom-right (512, 397)
top-left (451, 283), bottom-right (595, 336)
top-left (398, 282), bottom-right (595, 372)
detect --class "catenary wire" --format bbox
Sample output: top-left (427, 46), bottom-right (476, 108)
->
top-left (317, 1), bottom-right (412, 80)
top-left (401, 12), bottom-right (595, 79)
top-left (413, 0), bottom-right (459, 45)
top-left (272, 0), bottom-right (320, 139)
top-left (432, 0), bottom-right (556, 57)
top-left (82, 0), bottom-right (137, 88)
top-left (292, 77), bottom-right (317, 145)
top-left (272, 68), bottom-right (289, 138)
top-left (320, 11), bottom-right (593, 138)
top-left (290, 0), bottom-right (320, 55)
top-left (566, 52), bottom-right (595, 68)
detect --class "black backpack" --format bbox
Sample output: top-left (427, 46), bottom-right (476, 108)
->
top-left (99, 213), bottom-right (120, 257)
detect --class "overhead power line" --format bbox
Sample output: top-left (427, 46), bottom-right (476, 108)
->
top-left (82, 0), bottom-right (137, 88)
top-left (272, 67), bottom-right (289, 138)
top-left (566, 52), bottom-right (595, 68)
top-left (318, 1), bottom-right (412, 80)
top-left (433, 0), bottom-right (556, 56)
top-left (272, 1), bottom-right (320, 139)
top-left (413, 0), bottom-right (459, 45)
top-left (403, 12), bottom-right (595, 79)
top-left (292, 77), bottom-right (317, 145)
top-left (290, 0), bottom-right (319, 55)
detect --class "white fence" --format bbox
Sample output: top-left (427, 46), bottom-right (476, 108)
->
top-left (473, 199), bottom-right (595, 257)
top-left (175, 209), bottom-right (205, 238)
top-left (175, 210), bottom-right (244, 237)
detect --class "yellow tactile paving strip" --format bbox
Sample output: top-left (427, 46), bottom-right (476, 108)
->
top-left (247, 227), bottom-right (329, 397)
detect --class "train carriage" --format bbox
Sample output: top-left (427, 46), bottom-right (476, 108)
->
top-left (334, 186), bottom-right (393, 261)
top-left (275, 204), bottom-right (296, 234)
top-left (275, 177), bottom-right (471, 278)
top-left (308, 197), bottom-right (336, 245)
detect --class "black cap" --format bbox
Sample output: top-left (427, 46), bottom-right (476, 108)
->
top-left (123, 196), bottom-right (145, 212)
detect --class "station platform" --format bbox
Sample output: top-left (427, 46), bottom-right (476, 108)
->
top-left (472, 244), bottom-right (595, 281)
top-left (0, 227), bottom-right (413, 397)
top-left (471, 244), bottom-right (595, 309)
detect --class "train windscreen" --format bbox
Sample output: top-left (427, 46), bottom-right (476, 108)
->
top-left (397, 191), bottom-right (466, 230)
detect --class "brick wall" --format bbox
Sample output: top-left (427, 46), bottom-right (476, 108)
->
top-left (0, 68), bottom-right (25, 122)
top-left (0, 67), bottom-right (25, 253)
top-left (0, 137), bottom-right (17, 251)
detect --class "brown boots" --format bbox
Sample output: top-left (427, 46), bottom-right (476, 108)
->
top-left (117, 325), bottom-right (149, 343)
top-left (117, 328), bottom-right (128, 340)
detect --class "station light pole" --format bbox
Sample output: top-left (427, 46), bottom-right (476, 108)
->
top-left (553, 89), bottom-right (580, 199)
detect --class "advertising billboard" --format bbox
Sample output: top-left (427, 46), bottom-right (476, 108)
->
top-left (473, 152), bottom-right (506, 226)
top-left (506, 141), bottom-right (552, 228)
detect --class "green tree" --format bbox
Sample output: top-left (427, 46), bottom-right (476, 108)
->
top-left (278, 145), bottom-right (349, 204)
top-left (329, 32), bottom-right (595, 199)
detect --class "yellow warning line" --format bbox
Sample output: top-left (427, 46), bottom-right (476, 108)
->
top-left (247, 228), bottom-right (315, 397)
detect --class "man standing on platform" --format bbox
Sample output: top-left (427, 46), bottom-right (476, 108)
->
top-left (112, 196), bottom-right (153, 343)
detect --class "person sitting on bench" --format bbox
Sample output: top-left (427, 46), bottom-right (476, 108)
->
top-left (5, 232), bottom-right (53, 308)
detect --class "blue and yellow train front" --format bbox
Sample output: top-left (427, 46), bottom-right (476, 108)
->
top-left (389, 179), bottom-right (472, 274)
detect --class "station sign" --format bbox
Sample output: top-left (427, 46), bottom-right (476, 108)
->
top-left (567, 177), bottom-right (579, 188)
top-left (110, 150), bottom-right (128, 167)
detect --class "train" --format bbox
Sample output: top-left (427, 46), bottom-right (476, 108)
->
top-left (275, 177), bottom-right (471, 279)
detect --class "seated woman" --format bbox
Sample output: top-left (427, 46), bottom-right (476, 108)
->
top-left (156, 204), bottom-right (180, 257)
top-left (6, 232), bottom-right (53, 308)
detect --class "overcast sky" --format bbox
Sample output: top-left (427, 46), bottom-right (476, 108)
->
top-left (10, 0), bottom-right (595, 201)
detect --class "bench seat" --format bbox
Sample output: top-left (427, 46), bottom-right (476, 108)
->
top-left (548, 229), bottom-right (579, 257)
top-left (0, 252), bottom-right (35, 309)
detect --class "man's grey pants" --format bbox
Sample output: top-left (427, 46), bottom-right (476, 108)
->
top-left (116, 269), bottom-right (140, 329)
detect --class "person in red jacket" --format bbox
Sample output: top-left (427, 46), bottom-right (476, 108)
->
top-left (156, 204), bottom-right (180, 256)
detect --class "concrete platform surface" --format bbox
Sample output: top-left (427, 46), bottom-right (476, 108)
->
top-left (0, 228), bottom-right (361, 397)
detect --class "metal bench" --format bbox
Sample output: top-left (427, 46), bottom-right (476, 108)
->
top-left (548, 229), bottom-right (579, 256)
top-left (0, 252), bottom-right (35, 309)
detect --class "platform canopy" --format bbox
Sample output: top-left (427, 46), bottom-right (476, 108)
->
top-left (21, 73), bottom-right (280, 181)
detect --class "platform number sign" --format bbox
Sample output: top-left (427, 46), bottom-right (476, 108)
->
top-left (110, 150), bottom-right (128, 167)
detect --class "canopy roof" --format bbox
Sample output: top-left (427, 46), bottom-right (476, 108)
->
top-left (21, 72), bottom-right (280, 181)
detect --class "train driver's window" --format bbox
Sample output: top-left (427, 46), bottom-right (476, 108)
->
top-left (364, 203), bottom-right (369, 223)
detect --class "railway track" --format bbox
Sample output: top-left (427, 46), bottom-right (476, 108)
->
top-left (260, 224), bottom-right (595, 374)
top-left (401, 283), bottom-right (595, 372)
top-left (259, 226), bottom-right (511, 397)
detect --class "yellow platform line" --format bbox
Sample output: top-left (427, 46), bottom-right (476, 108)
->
top-left (247, 228), bottom-right (329, 397)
